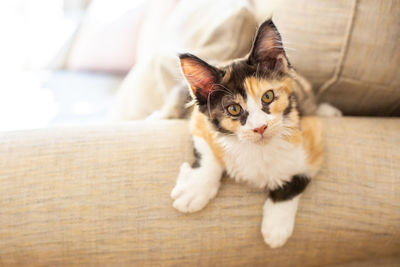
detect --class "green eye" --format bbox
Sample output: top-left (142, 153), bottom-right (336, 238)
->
top-left (227, 104), bottom-right (242, 116)
top-left (262, 90), bottom-right (274, 104)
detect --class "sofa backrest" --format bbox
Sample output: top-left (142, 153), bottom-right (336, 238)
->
top-left (252, 0), bottom-right (400, 116)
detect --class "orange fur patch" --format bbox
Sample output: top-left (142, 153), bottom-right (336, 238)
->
top-left (190, 107), bottom-right (225, 165)
top-left (220, 117), bottom-right (241, 132)
top-left (301, 117), bottom-right (323, 171)
top-left (270, 79), bottom-right (293, 114)
top-left (283, 127), bottom-right (302, 145)
top-left (243, 77), bottom-right (266, 100)
top-left (270, 90), bottom-right (289, 114)
top-left (243, 77), bottom-right (294, 115)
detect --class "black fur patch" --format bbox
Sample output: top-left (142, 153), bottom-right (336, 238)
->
top-left (261, 103), bottom-right (270, 114)
top-left (191, 147), bottom-right (201, 168)
top-left (240, 110), bottom-right (249, 125)
top-left (269, 174), bottom-right (310, 202)
top-left (212, 118), bottom-right (233, 134)
top-left (283, 94), bottom-right (293, 116)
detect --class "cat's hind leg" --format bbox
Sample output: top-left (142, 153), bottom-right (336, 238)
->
top-left (171, 136), bottom-right (224, 213)
top-left (316, 103), bottom-right (342, 117)
top-left (146, 82), bottom-right (192, 120)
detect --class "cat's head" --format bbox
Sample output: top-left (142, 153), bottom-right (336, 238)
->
top-left (179, 20), bottom-right (298, 144)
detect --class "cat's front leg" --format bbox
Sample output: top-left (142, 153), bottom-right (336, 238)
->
top-left (262, 174), bottom-right (310, 248)
top-left (171, 136), bottom-right (224, 213)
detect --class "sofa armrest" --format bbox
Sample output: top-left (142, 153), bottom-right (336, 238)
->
top-left (0, 118), bottom-right (399, 266)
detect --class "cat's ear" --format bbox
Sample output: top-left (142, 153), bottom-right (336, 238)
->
top-left (248, 19), bottom-right (290, 72)
top-left (179, 53), bottom-right (221, 104)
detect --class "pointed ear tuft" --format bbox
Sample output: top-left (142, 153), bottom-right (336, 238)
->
top-left (248, 19), bottom-right (290, 72)
top-left (179, 53), bottom-right (221, 104)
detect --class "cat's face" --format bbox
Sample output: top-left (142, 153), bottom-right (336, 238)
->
top-left (180, 20), bottom-right (298, 144)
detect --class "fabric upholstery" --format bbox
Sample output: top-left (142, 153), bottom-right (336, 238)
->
top-left (0, 117), bottom-right (399, 266)
top-left (253, 0), bottom-right (400, 115)
top-left (330, 256), bottom-right (400, 267)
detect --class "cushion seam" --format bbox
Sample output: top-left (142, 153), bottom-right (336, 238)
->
top-left (317, 0), bottom-right (359, 98)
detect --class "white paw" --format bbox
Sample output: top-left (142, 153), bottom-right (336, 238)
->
top-left (316, 103), bottom-right (343, 117)
top-left (261, 197), bottom-right (299, 248)
top-left (171, 162), bottom-right (219, 213)
top-left (262, 216), bottom-right (294, 248)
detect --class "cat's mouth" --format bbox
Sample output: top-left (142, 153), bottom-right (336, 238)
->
top-left (254, 134), bottom-right (271, 145)
top-left (244, 131), bottom-right (274, 145)
top-left (237, 128), bottom-right (276, 144)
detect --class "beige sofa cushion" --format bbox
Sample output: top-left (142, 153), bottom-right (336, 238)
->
top-left (254, 0), bottom-right (400, 115)
top-left (109, 0), bottom-right (258, 120)
top-left (0, 117), bottom-right (399, 266)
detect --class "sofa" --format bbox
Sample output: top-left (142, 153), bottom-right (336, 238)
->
top-left (1, 118), bottom-right (399, 266)
top-left (1, 0), bottom-right (399, 266)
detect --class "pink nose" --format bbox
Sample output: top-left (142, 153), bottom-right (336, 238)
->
top-left (253, 124), bottom-right (267, 135)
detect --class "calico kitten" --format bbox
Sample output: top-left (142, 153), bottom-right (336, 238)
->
top-left (169, 19), bottom-right (336, 248)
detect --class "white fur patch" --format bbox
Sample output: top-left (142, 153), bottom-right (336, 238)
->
top-left (316, 103), bottom-right (342, 117)
top-left (171, 137), bottom-right (223, 213)
top-left (219, 135), bottom-right (309, 190)
top-left (262, 196), bottom-right (299, 248)
top-left (244, 96), bottom-right (274, 130)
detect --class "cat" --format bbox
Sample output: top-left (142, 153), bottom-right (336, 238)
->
top-left (165, 19), bottom-right (341, 248)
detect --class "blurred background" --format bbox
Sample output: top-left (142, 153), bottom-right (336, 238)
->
top-left (1, 0), bottom-right (398, 131)
top-left (0, 0), bottom-right (145, 131)
top-left (0, 0), bottom-right (275, 131)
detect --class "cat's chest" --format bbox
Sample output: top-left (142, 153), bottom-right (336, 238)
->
top-left (219, 137), bottom-right (307, 190)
